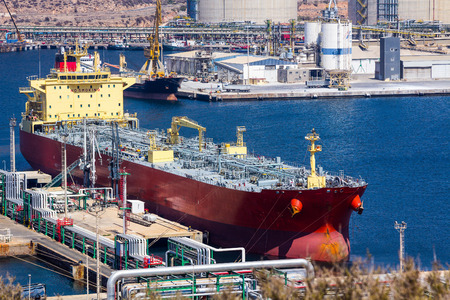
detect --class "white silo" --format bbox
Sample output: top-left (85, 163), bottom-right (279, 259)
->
top-left (198, 0), bottom-right (297, 24)
top-left (304, 22), bottom-right (322, 47)
top-left (320, 21), bottom-right (352, 71)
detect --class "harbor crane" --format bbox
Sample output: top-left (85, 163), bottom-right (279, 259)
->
top-left (168, 117), bottom-right (206, 152)
top-left (139, 0), bottom-right (165, 78)
top-left (2, 0), bottom-right (23, 42)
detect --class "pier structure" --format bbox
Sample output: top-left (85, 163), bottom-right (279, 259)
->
top-left (0, 168), bottom-right (204, 273)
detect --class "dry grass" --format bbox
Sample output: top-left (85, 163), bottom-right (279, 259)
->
top-left (0, 274), bottom-right (22, 300)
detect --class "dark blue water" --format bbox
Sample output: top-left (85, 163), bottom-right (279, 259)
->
top-left (0, 49), bottom-right (448, 293)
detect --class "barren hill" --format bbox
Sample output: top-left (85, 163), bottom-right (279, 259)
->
top-left (1, 0), bottom-right (348, 28)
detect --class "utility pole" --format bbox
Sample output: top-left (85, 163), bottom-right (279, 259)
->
top-left (86, 245), bottom-right (89, 299)
top-left (96, 206), bottom-right (100, 299)
top-left (9, 117), bottom-right (16, 172)
top-left (394, 221), bottom-right (407, 272)
top-left (62, 133), bottom-right (68, 219)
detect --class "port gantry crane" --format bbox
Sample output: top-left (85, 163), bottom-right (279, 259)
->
top-left (139, 0), bottom-right (165, 78)
top-left (2, 0), bottom-right (23, 42)
top-left (168, 117), bottom-right (206, 152)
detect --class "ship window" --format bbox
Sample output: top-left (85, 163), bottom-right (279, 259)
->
top-left (90, 95), bottom-right (92, 98)
top-left (54, 87), bottom-right (56, 90)
top-left (78, 114), bottom-right (80, 117)
top-left (118, 103), bottom-right (121, 106)
top-left (116, 113), bottom-right (119, 115)
top-left (88, 104), bottom-right (90, 107)
top-left (98, 104), bottom-right (100, 107)
top-left (86, 114), bottom-right (88, 116)
top-left (59, 96), bottom-right (61, 99)
top-left (77, 76), bottom-right (83, 80)
top-left (88, 75), bottom-right (94, 79)
top-left (84, 76), bottom-right (88, 80)
top-left (108, 94), bottom-right (110, 97)
top-left (78, 95), bottom-right (80, 98)
top-left (77, 86), bottom-right (80, 89)
top-left (60, 76), bottom-right (67, 80)
top-left (113, 84), bottom-right (115, 87)
top-left (94, 113), bottom-right (96, 116)
top-left (59, 86), bottom-right (61, 89)
top-left (49, 105), bottom-right (51, 109)
top-left (102, 75), bottom-right (108, 79)
top-left (111, 113), bottom-right (113, 116)
top-left (73, 114), bottom-right (75, 117)
top-left (108, 85), bottom-right (110, 88)
top-left (67, 86), bottom-right (69, 89)
top-left (101, 94), bottom-right (103, 98)
top-left (68, 114), bottom-right (70, 118)
top-left (90, 85), bottom-right (92, 89)
top-left (80, 104), bottom-right (82, 108)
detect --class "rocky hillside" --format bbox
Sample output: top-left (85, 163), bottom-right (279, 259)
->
top-left (1, 0), bottom-right (347, 28)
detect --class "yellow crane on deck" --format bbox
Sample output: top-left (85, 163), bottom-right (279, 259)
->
top-left (167, 117), bottom-right (206, 152)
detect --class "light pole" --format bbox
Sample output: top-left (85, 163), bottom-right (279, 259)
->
top-left (395, 221), bottom-right (407, 272)
top-left (28, 274), bottom-right (31, 300)
top-left (86, 245), bottom-right (89, 299)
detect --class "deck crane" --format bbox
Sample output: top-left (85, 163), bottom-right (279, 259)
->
top-left (2, 0), bottom-right (23, 42)
top-left (236, 126), bottom-right (246, 147)
top-left (139, 0), bottom-right (165, 78)
top-left (168, 117), bottom-right (206, 152)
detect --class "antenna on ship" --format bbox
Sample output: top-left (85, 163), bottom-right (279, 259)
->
top-left (9, 117), bottom-right (16, 172)
top-left (394, 221), bottom-right (407, 272)
top-left (305, 129), bottom-right (325, 189)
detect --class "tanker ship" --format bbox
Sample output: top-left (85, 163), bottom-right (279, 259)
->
top-left (19, 44), bottom-right (367, 262)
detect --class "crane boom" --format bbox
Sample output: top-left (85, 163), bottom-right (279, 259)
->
top-left (2, 0), bottom-right (22, 42)
top-left (140, 0), bottom-right (165, 77)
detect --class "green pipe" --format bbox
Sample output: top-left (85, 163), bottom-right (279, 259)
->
top-left (62, 227), bottom-right (65, 244)
top-left (83, 237), bottom-right (86, 254)
top-left (72, 233), bottom-right (75, 249)
top-left (104, 247), bottom-right (107, 264)
top-left (93, 242), bottom-right (96, 259)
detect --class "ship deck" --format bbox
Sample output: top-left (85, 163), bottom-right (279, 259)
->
top-left (35, 119), bottom-right (366, 192)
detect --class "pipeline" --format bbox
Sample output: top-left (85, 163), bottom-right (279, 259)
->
top-left (107, 258), bottom-right (314, 300)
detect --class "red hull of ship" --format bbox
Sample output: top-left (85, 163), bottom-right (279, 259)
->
top-left (20, 130), bottom-right (366, 262)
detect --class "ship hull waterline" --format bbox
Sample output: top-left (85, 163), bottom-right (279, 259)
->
top-left (20, 130), bottom-right (366, 262)
top-left (123, 77), bottom-right (184, 101)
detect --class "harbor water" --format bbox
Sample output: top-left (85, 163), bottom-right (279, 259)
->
top-left (0, 49), bottom-right (448, 294)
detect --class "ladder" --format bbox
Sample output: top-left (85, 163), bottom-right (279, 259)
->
top-left (43, 159), bottom-right (81, 189)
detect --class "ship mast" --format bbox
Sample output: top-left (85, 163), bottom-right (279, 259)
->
top-left (305, 129), bottom-right (326, 189)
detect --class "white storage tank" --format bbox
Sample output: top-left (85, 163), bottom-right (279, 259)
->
top-left (304, 22), bottom-right (322, 47)
top-left (198, 0), bottom-right (297, 24)
top-left (320, 21), bottom-right (352, 70)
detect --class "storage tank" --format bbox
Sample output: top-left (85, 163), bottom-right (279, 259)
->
top-left (304, 22), bottom-right (321, 47)
top-left (187, 0), bottom-right (199, 21)
top-left (320, 21), bottom-right (352, 70)
top-left (197, 0), bottom-right (297, 24)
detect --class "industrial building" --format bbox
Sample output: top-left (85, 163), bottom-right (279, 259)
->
top-left (215, 56), bottom-right (297, 83)
top-left (187, 0), bottom-right (297, 24)
top-left (348, 0), bottom-right (450, 26)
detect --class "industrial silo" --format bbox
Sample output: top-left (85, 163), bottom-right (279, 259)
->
top-left (197, 0), bottom-right (297, 24)
top-left (304, 22), bottom-right (322, 47)
top-left (320, 21), bottom-right (352, 70)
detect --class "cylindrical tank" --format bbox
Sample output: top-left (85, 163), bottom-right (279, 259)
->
top-left (304, 22), bottom-right (321, 47)
top-left (187, 0), bottom-right (199, 21)
top-left (198, 0), bottom-right (297, 24)
top-left (320, 21), bottom-right (352, 71)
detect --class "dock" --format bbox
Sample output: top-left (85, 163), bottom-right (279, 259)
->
top-left (178, 79), bottom-right (450, 101)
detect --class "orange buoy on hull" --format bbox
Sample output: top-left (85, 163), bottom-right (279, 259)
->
top-left (290, 199), bottom-right (303, 216)
top-left (350, 195), bottom-right (364, 214)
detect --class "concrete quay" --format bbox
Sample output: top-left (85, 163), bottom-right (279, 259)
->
top-left (0, 214), bottom-right (112, 290)
top-left (178, 79), bottom-right (450, 101)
